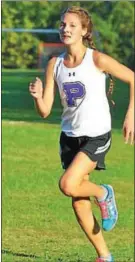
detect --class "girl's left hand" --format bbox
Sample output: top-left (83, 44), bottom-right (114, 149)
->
top-left (123, 110), bottom-right (134, 144)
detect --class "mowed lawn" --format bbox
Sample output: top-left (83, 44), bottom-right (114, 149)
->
top-left (2, 70), bottom-right (134, 262)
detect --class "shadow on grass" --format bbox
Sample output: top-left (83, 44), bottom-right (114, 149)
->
top-left (2, 70), bottom-right (129, 128)
top-left (2, 249), bottom-right (39, 259)
top-left (2, 250), bottom-right (133, 262)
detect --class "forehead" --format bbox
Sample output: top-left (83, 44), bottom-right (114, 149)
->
top-left (61, 12), bottom-right (82, 24)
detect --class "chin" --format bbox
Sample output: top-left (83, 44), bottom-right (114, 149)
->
top-left (64, 42), bottom-right (73, 46)
top-left (60, 37), bottom-right (73, 45)
top-left (61, 40), bottom-right (71, 45)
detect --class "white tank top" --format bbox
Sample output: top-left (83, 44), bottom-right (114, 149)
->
top-left (53, 48), bottom-right (111, 137)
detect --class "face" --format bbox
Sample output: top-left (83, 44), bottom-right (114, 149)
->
top-left (59, 13), bottom-right (87, 46)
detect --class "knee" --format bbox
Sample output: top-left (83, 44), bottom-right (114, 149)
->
top-left (59, 176), bottom-right (78, 197)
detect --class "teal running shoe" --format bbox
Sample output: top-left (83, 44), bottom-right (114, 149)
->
top-left (95, 255), bottom-right (114, 262)
top-left (96, 184), bottom-right (118, 231)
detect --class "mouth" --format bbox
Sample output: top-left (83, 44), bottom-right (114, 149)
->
top-left (61, 35), bottom-right (71, 39)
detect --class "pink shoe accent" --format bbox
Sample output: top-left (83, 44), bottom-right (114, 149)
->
top-left (98, 201), bottom-right (109, 219)
top-left (95, 200), bottom-right (109, 219)
top-left (96, 258), bottom-right (105, 262)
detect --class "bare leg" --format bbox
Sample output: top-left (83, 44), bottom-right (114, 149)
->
top-left (59, 152), bottom-right (115, 258)
top-left (72, 196), bottom-right (110, 257)
top-left (72, 174), bottom-right (110, 258)
top-left (59, 152), bottom-right (106, 198)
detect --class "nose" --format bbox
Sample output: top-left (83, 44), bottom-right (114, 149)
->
top-left (60, 24), bottom-right (70, 34)
top-left (63, 25), bottom-right (70, 32)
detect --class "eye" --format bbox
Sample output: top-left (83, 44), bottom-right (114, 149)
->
top-left (59, 22), bottom-right (65, 28)
top-left (71, 24), bottom-right (76, 27)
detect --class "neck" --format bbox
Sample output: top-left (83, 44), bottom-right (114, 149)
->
top-left (65, 43), bottom-right (87, 59)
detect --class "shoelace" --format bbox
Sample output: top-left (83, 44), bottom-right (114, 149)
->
top-left (98, 201), bottom-right (109, 219)
top-left (106, 197), bottom-right (117, 217)
top-left (95, 196), bottom-right (117, 219)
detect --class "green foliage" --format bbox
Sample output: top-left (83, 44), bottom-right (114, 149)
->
top-left (80, 1), bottom-right (134, 67)
top-left (108, 1), bottom-right (134, 68)
top-left (2, 1), bottom-right (40, 68)
top-left (2, 1), bottom-right (134, 69)
top-left (2, 32), bottom-right (39, 68)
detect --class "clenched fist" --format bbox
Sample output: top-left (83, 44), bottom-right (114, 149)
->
top-left (29, 77), bottom-right (43, 99)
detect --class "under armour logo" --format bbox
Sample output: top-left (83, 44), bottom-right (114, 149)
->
top-left (69, 72), bottom-right (75, 77)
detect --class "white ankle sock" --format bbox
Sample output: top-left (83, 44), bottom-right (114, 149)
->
top-left (100, 254), bottom-right (112, 261)
top-left (97, 186), bottom-right (108, 202)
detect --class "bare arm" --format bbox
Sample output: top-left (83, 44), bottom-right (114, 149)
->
top-left (93, 50), bottom-right (134, 144)
top-left (29, 57), bottom-right (57, 118)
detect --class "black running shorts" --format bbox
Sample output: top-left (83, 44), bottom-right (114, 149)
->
top-left (59, 131), bottom-right (111, 170)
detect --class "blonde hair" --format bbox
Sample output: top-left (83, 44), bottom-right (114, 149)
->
top-left (62, 6), bottom-right (115, 105)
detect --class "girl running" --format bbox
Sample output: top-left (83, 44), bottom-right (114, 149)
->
top-left (29, 6), bottom-right (134, 262)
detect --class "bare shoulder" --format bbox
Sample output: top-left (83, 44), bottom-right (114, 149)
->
top-left (93, 50), bottom-right (109, 71)
top-left (93, 50), bottom-right (134, 82)
top-left (46, 56), bottom-right (57, 70)
top-left (44, 57), bottom-right (58, 79)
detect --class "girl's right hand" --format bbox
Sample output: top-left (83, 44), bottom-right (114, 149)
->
top-left (29, 77), bottom-right (43, 99)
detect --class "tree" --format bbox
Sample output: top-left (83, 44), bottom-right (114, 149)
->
top-left (2, 1), bottom-right (134, 69)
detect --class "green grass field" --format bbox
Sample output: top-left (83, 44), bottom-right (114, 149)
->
top-left (2, 70), bottom-right (134, 262)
